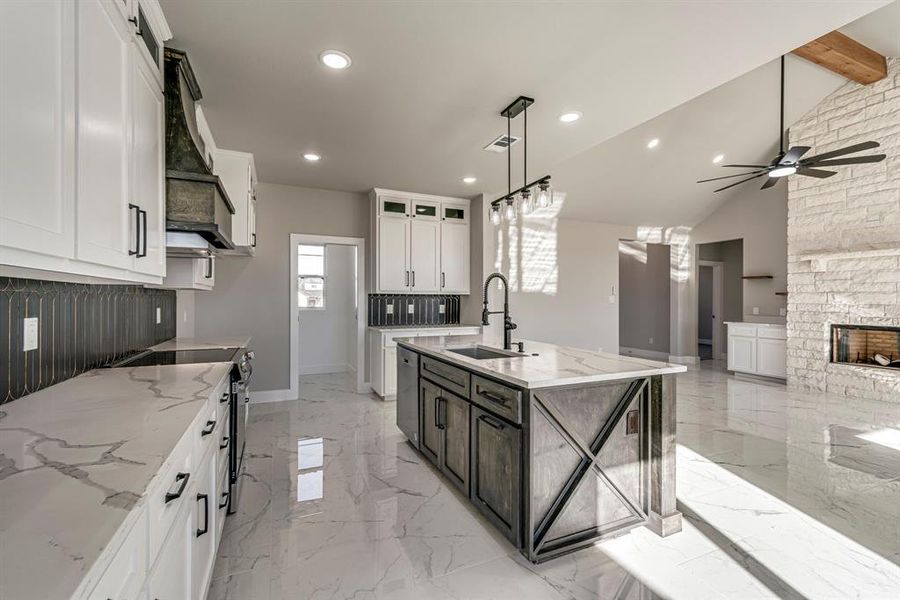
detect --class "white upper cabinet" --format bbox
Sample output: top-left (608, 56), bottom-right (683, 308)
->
top-left (213, 149), bottom-right (257, 254)
top-left (370, 189), bottom-right (470, 294)
top-left (0, 0), bottom-right (170, 284)
top-left (0, 1), bottom-right (75, 260)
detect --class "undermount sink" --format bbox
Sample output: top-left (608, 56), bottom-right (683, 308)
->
top-left (447, 346), bottom-right (522, 360)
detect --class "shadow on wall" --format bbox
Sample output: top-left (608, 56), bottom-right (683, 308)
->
top-left (618, 241), bottom-right (671, 356)
top-left (494, 194), bottom-right (565, 296)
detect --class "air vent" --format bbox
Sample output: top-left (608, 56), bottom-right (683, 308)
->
top-left (483, 134), bottom-right (522, 153)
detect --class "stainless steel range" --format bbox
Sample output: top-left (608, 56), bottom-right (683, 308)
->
top-left (108, 346), bottom-right (254, 513)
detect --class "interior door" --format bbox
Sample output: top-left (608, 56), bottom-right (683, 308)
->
top-left (440, 391), bottom-right (470, 495)
top-left (0, 1), bottom-right (75, 259)
top-left (130, 47), bottom-right (165, 276)
top-left (440, 221), bottom-right (469, 292)
top-left (378, 217), bottom-right (410, 292)
top-left (419, 380), bottom-right (441, 466)
top-left (410, 219), bottom-right (440, 292)
top-left (76, 0), bottom-right (133, 270)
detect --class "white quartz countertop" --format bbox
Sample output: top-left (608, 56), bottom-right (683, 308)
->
top-left (368, 324), bottom-right (481, 331)
top-left (0, 362), bottom-right (233, 600)
top-left (724, 322), bottom-right (786, 327)
top-left (396, 335), bottom-right (686, 389)
top-left (151, 335), bottom-right (251, 351)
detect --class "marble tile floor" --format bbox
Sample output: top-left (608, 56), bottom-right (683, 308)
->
top-left (208, 366), bottom-right (900, 600)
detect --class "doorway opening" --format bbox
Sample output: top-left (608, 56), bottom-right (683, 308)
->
top-left (696, 239), bottom-right (743, 362)
top-left (618, 240), bottom-right (672, 361)
top-left (289, 234), bottom-right (366, 398)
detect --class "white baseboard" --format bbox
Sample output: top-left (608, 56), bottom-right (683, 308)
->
top-left (299, 364), bottom-right (349, 375)
top-left (347, 363), bottom-right (357, 375)
top-left (620, 346), bottom-right (670, 361)
top-left (250, 388), bottom-right (295, 404)
top-left (698, 338), bottom-right (712, 345)
top-left (668, 355), bottom-right (700, 365)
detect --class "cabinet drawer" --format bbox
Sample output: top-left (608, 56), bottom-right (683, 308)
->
top-left (470, 376), bottom-right (522, 424)
top-left (758, 326), bottom-right (787, 340)
top-left (146, 431), bottom-right (193, 561)
top-left (193, 400), bottom-right (219, 463)
top-left (420, 355), bottom-right (470, 398)
top-left (86, 506), bottom-right (147, 600)
top-left (728, 324), bottom-right (758, 338)
top-left (215, 379), bottom-right (231, 424)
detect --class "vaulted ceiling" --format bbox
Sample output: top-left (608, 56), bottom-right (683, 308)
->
top-left (160, 0), bottom-right (897, 226)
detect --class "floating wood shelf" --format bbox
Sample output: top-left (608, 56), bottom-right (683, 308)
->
top-left (742, 275), bottom-right (774, 280)
top-left (775, 292), bottom-right (788, 296)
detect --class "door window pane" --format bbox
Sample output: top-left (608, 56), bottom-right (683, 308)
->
top-left (298, 244), bottom-right (326, 308)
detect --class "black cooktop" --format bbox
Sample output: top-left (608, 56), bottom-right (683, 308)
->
top-left (112, 348), bottom-right (240, 367)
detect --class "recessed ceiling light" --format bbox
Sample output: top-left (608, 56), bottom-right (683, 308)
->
top-left (558, 111), bottom-right (582, 123)
top-left (303, 153), bottom-right (321, 162)
top-left (319, 50), bottom-right (351, 70)
top-left (647, 138), bottom-right (660, 149)
top-left (713, 154), bottom-right (725, 164)
top-left (462, 176), bottom-right (477, 184)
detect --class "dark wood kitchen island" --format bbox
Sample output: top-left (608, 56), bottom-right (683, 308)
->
top-left (395, 335), bottom-right (686, 563)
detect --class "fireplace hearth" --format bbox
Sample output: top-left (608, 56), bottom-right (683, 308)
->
top-left (831, 325), bottom-right (900, 370)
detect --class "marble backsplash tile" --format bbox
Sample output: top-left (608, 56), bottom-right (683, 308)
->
top-left (0, 277), bottom-right (176, 403)
top-left (368, 294), bottom-right (460, 327)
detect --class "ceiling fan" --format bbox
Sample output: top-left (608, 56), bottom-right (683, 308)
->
top-left (698, 56), bottom-right (886, 193)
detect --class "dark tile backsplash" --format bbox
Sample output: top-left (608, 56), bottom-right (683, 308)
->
top-left (1, 277), bottom-right (176, 403)
top-left (368, 294), bottom-right (460, 327)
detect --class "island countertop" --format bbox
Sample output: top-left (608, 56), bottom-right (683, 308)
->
top-left (396, 334), bottom-right (686, 389)
top-left (150, 335), bottom-right (251, 351)
top-left (0, 361), bottom-right (233, 600)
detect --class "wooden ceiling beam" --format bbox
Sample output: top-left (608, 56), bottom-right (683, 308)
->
top-left (792, 30), bottom-right (887, 85)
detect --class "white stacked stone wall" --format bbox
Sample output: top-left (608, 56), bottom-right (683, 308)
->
top-left (787, 58), bottom-right (900, 402)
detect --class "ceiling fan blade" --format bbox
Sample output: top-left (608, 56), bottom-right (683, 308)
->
top-left (802, 141), bottom-right (880, 163)
top-left (796, 167), bottom-right (837, 179)
top-left (760, 176), bottom-right (780, 190)
top-left (804, 154), bottom-right (886, 167)
top-left (779, 146), bottom-right (811, 165)
top-left (721, 164), bottom-right (769, 168)
top-left (713, 172), bottom-right (767, 193)
top-left (697, 171), bottom-right (766, 183)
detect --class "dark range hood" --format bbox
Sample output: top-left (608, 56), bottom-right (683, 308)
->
top-left (164, 48), bottom-right (234, 251)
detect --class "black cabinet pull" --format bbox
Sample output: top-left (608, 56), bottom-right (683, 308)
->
top-left (127, 204), bottom-right (140, 256)
top-left (220, 435), bottom-right (230, 450)
top-left (219, 490), bottom-right (230, 510)
top-left (137, 208), bottom-right (147, 258)
top-left (441, 272), bottom-right (445, 288)
top-left (477, 386), bottom-right (508, 406)
top-left (201, 420), bottom-right (216, 436)
top-left (405, 271), bottom-right (409, 286)
top-left (204, 256), bottom-right (213, 279)
top-left (164, 472), bottom-right (190, 503)
top-left (434, 396), bottom-right (441, 429)
top-left (196, 493), bottom-right (209, 537)
top-left (439, 397), bottom-right (446, 430)
top-left (411, 271), bottom-right (416, 287)
top-left (479, 414), bottom-right (505, 431)
top-left (219, 392), bottom-right (229, 404)
top-left (251, 233), bottom-right (257, 247)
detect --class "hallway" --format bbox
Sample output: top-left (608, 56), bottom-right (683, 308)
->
top-left (209, 369), bottom-right (900, 599)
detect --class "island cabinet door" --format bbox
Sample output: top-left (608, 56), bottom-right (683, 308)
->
top-left (470, 406), bottom-right (521, 546)
top-left (420, 380), bottom-right (442, 466)
top-left (440, 391), bottom-right (470, 495)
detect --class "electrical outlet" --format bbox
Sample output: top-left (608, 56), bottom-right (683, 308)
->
top-left (649, 337), bottom-right (654, 345)
top-left (752, 307), bottom-right (760, 315)
top-left (156, 307), bottom-right (161, 324)
top-left (780, 308), bottom-right (787, 317)
top-left (23, 317), bottom-right (39, 351)
top-left (407, 303), bottom-right (415, 315)
top-left (386, 303), bottom-right (394, 315)
top-left (439, 303), bottom-right (445, 314)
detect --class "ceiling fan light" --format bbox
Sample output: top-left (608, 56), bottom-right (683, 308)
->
top-left (769, 166), bottom-right (797, 178)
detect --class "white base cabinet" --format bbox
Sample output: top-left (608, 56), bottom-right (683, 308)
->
top-left (726, 323), bottom-right (786, 379)
top-left (369, 326), bottom-right (481, 398)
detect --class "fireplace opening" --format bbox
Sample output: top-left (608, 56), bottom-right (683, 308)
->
top-left (831, 324), bottom-right (900, 370)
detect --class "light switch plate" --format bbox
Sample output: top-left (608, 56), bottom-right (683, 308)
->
top-left (23, 317), bottom-right (39, 351)
top-left (386, 303), bottom-right (394, 315)
top-left (156, 307), bottom-right (161, 324)
top-left (407, 303), bottom-right (415, 314)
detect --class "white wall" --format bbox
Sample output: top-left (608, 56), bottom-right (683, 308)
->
top-left (485, 197), bottom-right (634, 353)
top-left (619, 241), bottom-right (671, 357)
top-left (299, 244), bottom-right (356, 374)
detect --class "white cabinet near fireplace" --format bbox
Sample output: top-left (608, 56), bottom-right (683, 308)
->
top-left (370, 189), bottom-right (470, 294)
top-left (0, 0), bottom-right (171, 285)
top-left (726, 322), bottom-right (787, 380)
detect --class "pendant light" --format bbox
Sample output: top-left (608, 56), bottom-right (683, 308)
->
top-left (490, 95), bottom-right (552, 225)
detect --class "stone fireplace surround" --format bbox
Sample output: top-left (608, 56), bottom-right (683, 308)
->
top-left (786, 58), bottom-right (900, 402)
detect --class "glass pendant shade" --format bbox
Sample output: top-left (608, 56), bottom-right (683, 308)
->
top-left (536, 183), bottom-right (551, 208)
top-left (490, 205), bottom-right (502, 226)
top-left (520, 189), bottom-right (534, 215)
top-left (504, 198), bottom-right (517, 221)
